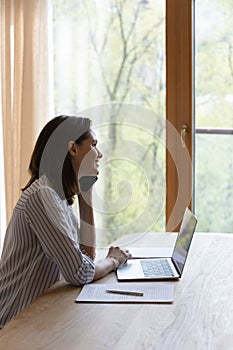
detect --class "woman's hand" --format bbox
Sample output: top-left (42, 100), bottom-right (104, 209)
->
top-left (93, 246), bottom-right (132, 281)
top-left (106, 246), bottom-right (132, 269)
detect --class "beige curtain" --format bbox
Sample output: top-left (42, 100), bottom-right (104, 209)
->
top-left (0, 0), bottom-right (52, 229)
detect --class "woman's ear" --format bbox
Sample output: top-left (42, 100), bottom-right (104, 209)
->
top-left (68, 141), bottom-right (77, 156)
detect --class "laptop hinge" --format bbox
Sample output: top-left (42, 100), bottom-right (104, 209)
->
top-left (172, 258), bottom-right (182, 276)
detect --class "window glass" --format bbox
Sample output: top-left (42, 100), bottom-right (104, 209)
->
top-left (195, 0), bottom-right (233, 232)
top-left (195, 0), bottom-right (233, 128)
top-left (195, 133), bottom-right (233, 232)
top-left (53, 0), bottom-right (166, 246)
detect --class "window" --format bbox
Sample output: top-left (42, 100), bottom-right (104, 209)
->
top-left (53, 0), bottom-right (166, 246)
top-left (53, 0), bottom-right (233, 243)
top-left (195, 0), bottom-right (233, 232)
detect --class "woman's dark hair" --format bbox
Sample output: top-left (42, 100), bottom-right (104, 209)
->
top-left (22, 115), bottom-right (91, 205)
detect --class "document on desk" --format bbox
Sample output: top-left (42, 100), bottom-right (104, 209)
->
top-left (75, 282), bottom-right (174, 303)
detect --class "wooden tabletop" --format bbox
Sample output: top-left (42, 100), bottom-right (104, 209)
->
top-left (1, 232), bottom-right (233, 350)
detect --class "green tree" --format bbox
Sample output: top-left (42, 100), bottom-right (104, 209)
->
top-left (53, 0), bottom-right (166, 244)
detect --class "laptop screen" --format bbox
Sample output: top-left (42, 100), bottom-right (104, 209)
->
top-left (172, 208), bottom-right (198, 275)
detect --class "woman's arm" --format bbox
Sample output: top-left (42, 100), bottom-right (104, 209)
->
top-left (78, 188), bottom-right (132, 281)
top-left (78, 189), bottom-right (96, 260)
top-left (93, 246), bottom-right (132, 281)
top-left (25, 187), bottom-right (95, 286)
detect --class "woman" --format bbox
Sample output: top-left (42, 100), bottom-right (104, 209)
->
top-left (0, 115), bottom-right (131, 328)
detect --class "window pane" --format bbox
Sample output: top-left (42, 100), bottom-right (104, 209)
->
top-left (195, 0), bottom-right (233, 128)
top-left (195, 134), bottom-right (233, 232)
top-left (53, 1), bottom-right (166, 246)
top-left (195, 0), bottom-right (233, 233)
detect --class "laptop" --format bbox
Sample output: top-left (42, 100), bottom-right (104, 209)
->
top-left (116, 207), bottom-right (198, 281)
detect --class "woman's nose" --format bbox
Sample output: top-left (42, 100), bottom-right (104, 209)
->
top-left (97, 148), bottom-right (103, 158)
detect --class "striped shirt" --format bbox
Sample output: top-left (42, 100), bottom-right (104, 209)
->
top-left (0, 176), bottom-right (95, 328)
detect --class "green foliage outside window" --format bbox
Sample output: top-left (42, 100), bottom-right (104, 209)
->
top-left (53, 0), bottom-right (233, 240)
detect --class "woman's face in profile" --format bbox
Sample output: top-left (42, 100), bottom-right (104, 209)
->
top-left (72, 130), bottom-right (103, 178)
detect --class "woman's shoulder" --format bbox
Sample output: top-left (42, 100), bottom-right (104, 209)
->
top-left (18, 176), bottom-right (61, 208)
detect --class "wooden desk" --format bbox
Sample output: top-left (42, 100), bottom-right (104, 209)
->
top-left (1, 232), bottom-right (233, 350)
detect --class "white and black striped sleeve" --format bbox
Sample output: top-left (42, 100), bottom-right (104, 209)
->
top-left (24, 186), bottom-right (95, 286)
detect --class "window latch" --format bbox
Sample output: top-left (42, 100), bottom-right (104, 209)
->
top-left (181, 124), bottom-right (189, 148)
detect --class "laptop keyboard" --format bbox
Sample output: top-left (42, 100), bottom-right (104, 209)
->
top-left (141, 259), bottom-right (175, 277)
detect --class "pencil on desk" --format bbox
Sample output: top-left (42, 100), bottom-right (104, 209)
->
top-left (105, 289), bottom-right (144, 296)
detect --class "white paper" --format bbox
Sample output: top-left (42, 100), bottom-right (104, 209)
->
top-left (75, 282), bottom-right (174, 303)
